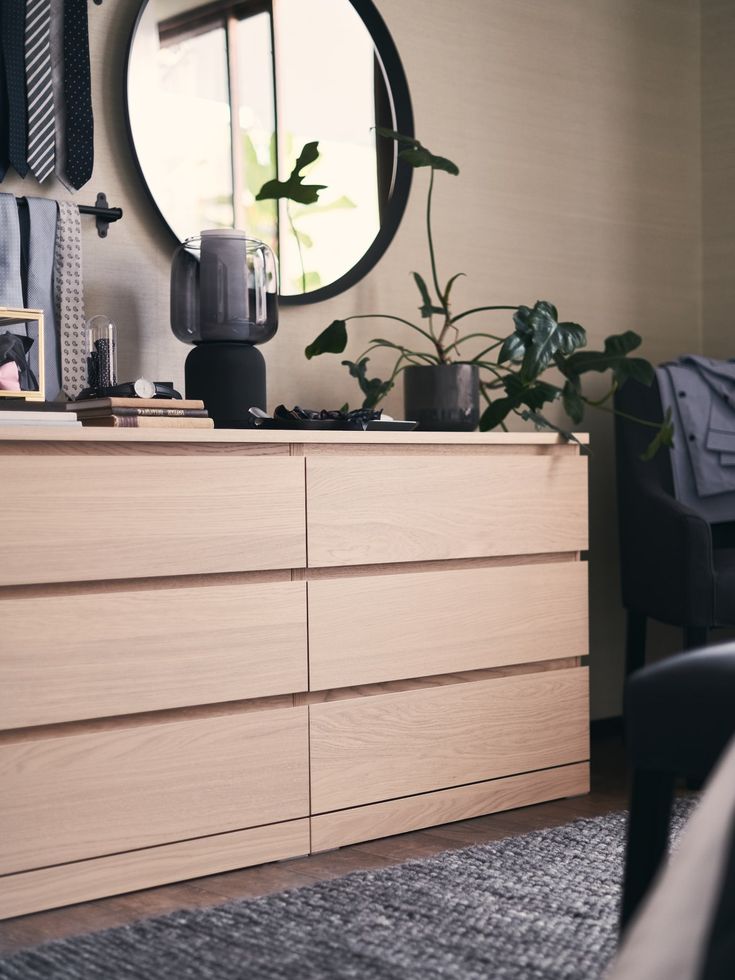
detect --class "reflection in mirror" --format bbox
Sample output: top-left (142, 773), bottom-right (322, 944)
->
top-left (127, 0), bottom-right (413, 301)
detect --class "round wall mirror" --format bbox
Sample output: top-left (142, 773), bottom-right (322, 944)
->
top-left (125, 0), bottom-right (414, 304)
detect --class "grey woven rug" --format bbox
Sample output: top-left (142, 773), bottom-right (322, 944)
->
top-left (0, 801), bottom-right (696, 980)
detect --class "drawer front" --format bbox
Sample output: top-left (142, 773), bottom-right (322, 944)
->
top-left (0, 581), bottom-right (307, 728)
top-left (306, 454), bottom-right (588, 567)
top-left (0, 707), bottom-right (309, 874)
top-left (308, 561), bottom-right (587, 689)
top-left (309, 667), bottom-right (588, 813)
top-left (0, 455), bottom-right (305, 585)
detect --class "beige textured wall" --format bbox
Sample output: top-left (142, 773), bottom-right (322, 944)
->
top-left (2, 0), bottom-right (702, 717)
top-left (702, 0), bottom-right (735, 359)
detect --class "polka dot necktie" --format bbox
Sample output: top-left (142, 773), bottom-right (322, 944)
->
top-left (62, 0), bottom-right (94, 190)
top-left (1, 0), bottom-right (30, 179)
top-left (55, 200), bottom-right (87, 398)
top-left (0, 33), bottom-right (9, 181)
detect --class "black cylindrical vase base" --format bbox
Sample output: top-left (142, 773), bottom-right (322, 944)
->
top-left (185, 342), bottom-right (266, 427)
top-left (404, 364), bottom-right (479, 431)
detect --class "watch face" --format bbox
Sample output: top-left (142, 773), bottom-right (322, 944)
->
top-left (133, 378), bottom-right (156, 399)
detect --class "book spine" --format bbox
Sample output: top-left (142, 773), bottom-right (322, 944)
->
top-left (76, 408), bottom-right (209, 418)
top-left (81, 416), bottom-right (215, 429)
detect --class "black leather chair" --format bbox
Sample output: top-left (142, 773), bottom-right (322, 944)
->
top-left (620, 644), bottom-right (735, 931)
top-left (614, 378), bottom-right (735, 676)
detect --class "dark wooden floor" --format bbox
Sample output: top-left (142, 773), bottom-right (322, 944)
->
top-left (0, 734), bottom-right (628, 955)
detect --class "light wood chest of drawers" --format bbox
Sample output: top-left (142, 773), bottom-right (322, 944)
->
top-left (0, 428), bottom-right (589, 918)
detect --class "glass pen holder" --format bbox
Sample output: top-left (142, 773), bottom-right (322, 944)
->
top-left (86, 315), bottom-right (117, 390)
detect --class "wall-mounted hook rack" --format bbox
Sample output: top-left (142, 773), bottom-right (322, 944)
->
top-left (78, 193), bottom-right (123, 238)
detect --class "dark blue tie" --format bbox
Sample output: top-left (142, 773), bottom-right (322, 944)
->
top-left (1, 0), bottom-right (29, 178)
top-left (0, 37), bottom-right (9, 180)
top-left (63, 0), bottom-right (94, 189)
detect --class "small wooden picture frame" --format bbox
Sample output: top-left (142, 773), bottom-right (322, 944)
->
top-left (0, 307), bottom-right (45, 402)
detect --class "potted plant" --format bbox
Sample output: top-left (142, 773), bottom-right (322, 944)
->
top-left (304, 130), bottom-right (673, 457)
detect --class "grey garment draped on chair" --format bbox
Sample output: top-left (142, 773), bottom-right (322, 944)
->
top-left (27, 197), bottom-right (61, 399)
top-left (657, 357), bottom-right (735, 523)
top-left (54, 200), bottom-right (87, 399)
top-left (0, 192), bottom-right (24, 308)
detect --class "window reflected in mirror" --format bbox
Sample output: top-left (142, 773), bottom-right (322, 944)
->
top-left (127, 0), bottom-right (411, 299)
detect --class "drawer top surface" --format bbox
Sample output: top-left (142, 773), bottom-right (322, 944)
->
top-left (0, 428), bottom-right (589, 447)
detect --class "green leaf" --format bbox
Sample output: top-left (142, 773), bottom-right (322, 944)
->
top-left (640, 407), bottom-right (675, 461)
top-left (479, 397), bottom-right (517, 430)
top-left (515, 302), bottom-right (587, 382)
top-left (412, 272), bottom-right (443, 317)
top-left (561, 331), bottom-right (654, 387)
top-left (341, 358), bottom-right (394, 410)
top-left (305, 319), bottom-right (347, 359)
top-left (498, 333), bottom-right (526, 364)
top-left (256, 140), bottom-right (327, 205)
top-left (562, 380), bottom-right (585, 424)
top-left (442, 273), bottom-right (465, 306)
top-left (375, 128), bottom-right (459, 175)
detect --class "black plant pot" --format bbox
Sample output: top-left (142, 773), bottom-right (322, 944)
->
top-left (403, 364), bottom-right (480, 432)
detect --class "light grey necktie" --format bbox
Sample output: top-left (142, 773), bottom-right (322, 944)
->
top-left (25, 0), bottom-right (56, 182)
top-left (49, 0), bottom-right (71, 190)
top-left (0, 193), bottom-right (24, 308)
top-left (55, 201), bottom-right (86, 398)
top-left (27, 197), bottom-right (61, 399)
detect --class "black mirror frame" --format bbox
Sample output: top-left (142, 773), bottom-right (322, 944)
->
top-left (123, 0), bottom-right (414, 306)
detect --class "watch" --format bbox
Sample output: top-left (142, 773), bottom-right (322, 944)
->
top-left (76, 379), bottom-right (182, 401)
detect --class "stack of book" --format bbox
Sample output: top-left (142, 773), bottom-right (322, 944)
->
top-left (69, 398), bottom-right (214, 429)
top-left (0, 403), bottom-right (81, 427)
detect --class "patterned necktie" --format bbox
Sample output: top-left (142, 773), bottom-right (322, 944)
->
top-left (27, 198), bottom-right (61, 399)
top-left (63, 0), bottom-right (94, 190)
top-left (1, 0), bottom-right (29, 178)
top-left (0, 194), bottom-right (24, 308)
top-left (0, 35), bottom-right (9, 181)
top-left (25, 0), bottom-right (56, 183)
top-left (55, 201), bottom-right (86, 398)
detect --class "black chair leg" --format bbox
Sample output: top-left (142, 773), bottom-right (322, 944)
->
top-left (684, 625), bottom-right (709, 650)
top-left (620, 768), bottom-right (675, 932)
top-left (625, 610), bottom-right (647, 676)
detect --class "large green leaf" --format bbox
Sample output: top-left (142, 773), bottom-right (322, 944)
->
top-left (562, 379), bottom-right (585, 424)
top-left (256, 140), bottom-right (327, 205)
top-left (479, 376), bottom-right (561, 430)
top-left (375, 127), bottom-right (459, 175)
top-left (412, 272), bottom-right (443, 317)
top-left (305, 319), bottom-right (348, 359)
top-left (513, 302), bottom-right (587, 382)
top-left (342, 358), bottom-right (394, 409)
top-left (498, 333), bottom-right (526, 364)
top-left (479, 397), bottom-right (517, 430)
top-left (560, 331), bottom-right (654, 386)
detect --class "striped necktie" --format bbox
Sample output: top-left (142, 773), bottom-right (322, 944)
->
top-left (25, 0), bottom-right (56, 183)
top-left (1, 0), bottom-right (29, 178)
top-left (63, 0), bottom-right (94, 190)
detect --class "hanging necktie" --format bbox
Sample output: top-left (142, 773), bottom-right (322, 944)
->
top-left (55, 201), bottom-right (86, 398)
top-left (1, 0), bottom-right (30, 178)
top-left (63, 0), bottom-right (94, 190)
top-left (25, 0), bottom-right (56, 183)
top-left (0, 194), bottom-right (24, 308)
top-left (27, 198), bottom-right (61, 399)
top-left (0, 37), bottom-right (9, 181)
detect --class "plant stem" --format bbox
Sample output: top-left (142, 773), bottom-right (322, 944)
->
top-left (345, 314), bottom-right (436, 347)
top-left (286, 202), bottom-right (306, 294)
top-left (355, 342), bottom-right (438, 367)
top-left (426, 167), bottom-right (445, 318)
top-left (443, 333), bottom-right (503, 356)
top-left (587, 400), bottom-right (663, 430)
top-left (450, 305), bottom-right (519, 325)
